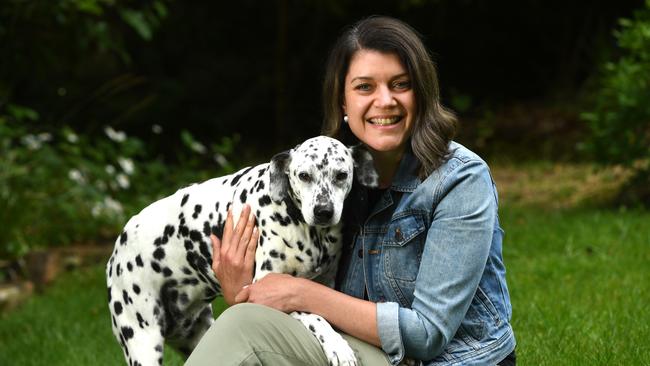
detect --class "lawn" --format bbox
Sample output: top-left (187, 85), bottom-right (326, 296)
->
top-left (1, 165), bottom-right (649, 365)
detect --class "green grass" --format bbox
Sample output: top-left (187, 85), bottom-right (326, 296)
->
top-left (1, 206), bottom-right (649, 365)
top-left (501, 207), bottom-right (650, 365)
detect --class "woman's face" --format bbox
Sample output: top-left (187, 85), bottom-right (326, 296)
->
top-left (342, 50), bottom-right (416, 155)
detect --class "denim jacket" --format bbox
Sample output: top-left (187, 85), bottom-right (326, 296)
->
top-left (336, 142), bottom-right (516, 365)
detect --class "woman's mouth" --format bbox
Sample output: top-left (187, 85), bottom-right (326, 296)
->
top-left (367, 116), bottom-right (403, 126)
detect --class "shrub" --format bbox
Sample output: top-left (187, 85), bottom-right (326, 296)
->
top-left (581, 0), bottom-right (650, 205)
top-left (0, 105), bottom-right (237, 259)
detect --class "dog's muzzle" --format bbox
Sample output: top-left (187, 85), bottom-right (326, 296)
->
top-left (313, 204), bottom-right (334, 225)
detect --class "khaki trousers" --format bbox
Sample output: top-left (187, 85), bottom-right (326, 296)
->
top-left (185, 303), bottom-right (391, 366)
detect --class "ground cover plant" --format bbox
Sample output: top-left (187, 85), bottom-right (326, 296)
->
top-left (1, 164), bottom-right (649, 365)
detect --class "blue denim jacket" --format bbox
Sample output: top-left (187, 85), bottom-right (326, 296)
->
top-left (336, 142), bottom-right (516, 365)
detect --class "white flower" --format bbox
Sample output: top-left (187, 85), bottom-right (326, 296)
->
top-left (105, 165), bottom-right (116, 175)
top-left (104, 197), bottom-right (124, 215)
top-left (117, 157), bottom-right (135, 175)
top-left (92, 196), bottom-right (124, 218)
top-left (152, 124), bottom-right (163, 134)
top-left (116, 173), bottom-right (130, 189)
top-left (68, 169), bottom-right (85, 184)
top-left (104, 126), bottom-right (127, 142)
top-left (37, 133), bottom-right (52, 142)
top-left (21, 135), bottom-right (42, 150)
top-left (66, 131), bottom-right (78, 143)
top-left (190, 141), bottom-right (207, 154)
top-left (213, 153), bottom-right (229, 167)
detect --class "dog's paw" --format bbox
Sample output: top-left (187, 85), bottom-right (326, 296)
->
top-left (321, 335), bottom-right (357, 366)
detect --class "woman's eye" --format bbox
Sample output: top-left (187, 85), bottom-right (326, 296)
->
top-left (394, 80), bottom-right (411, 90)
top-left (336, 172), bottom-right (348, 181)
top-left (354, 83), bottom-right (372, 91)
top-left (298, 172), bottom-right (311, 182)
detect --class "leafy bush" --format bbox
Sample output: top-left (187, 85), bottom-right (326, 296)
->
top-left (581, 0), bottom-right (650, 205)
top-left (0, 105), bottom-right (237, 259)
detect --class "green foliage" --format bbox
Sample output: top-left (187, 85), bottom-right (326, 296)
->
top-left (0, 106), bottom-right (237, 259)
top-left (581, 0), bottom-right (650, 164)
top-left (581, 1), bottom-right (650, 205)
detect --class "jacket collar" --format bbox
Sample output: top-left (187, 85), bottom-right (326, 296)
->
top-left (388, 148), bottom-right (421, 192)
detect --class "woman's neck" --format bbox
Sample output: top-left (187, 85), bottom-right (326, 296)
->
top-left (369, 148), bottom-right (405, 189)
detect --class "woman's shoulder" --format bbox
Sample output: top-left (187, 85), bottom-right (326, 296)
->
top-left (447, 141), bottom-right (487, 165)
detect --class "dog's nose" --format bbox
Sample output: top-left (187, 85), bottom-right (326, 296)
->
top-left (313, 204), bottom-right (334, 223)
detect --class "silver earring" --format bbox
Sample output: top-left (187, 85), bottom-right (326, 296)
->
top-left (343, 115), bottom-right (349, 123)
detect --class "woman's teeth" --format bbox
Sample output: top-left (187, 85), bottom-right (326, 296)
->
top-left (368, 117), bottom-right (401, 125)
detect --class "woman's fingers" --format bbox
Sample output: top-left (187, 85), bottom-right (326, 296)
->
top-left (229, 205), bottom-right (251, 254)
top-left (210, 234), bottom-right (221, 273)
top-left (244, 227), bottom-right (259, 271)
top-left (237, 211), bottom-right (257, 258)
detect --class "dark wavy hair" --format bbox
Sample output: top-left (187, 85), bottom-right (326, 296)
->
top-left (321, 16), bottom-right (457, 178)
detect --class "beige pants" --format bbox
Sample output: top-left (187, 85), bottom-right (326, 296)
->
top-left (185, 303), bottom-right (391, 366)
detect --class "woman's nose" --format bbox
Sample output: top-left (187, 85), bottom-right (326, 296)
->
top-left (374, 86), bottom-right (397, 107)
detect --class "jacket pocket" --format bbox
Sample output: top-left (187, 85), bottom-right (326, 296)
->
top-left (382, 213), bottom-right (426, 282)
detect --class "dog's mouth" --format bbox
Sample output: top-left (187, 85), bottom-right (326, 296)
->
top-left (367, 115), bottom-right (403, 126)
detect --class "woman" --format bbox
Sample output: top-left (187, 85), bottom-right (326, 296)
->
top-left (187, 16), bottom-right (516, 365)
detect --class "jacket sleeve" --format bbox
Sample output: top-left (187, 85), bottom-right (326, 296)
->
top-left (376, 158), bottom-right (497, 363)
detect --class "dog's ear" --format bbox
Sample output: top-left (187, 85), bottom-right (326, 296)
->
top-left (269, 150), bottom-right (291, 202)
top-left (351, 145), bottom-right (379, 188)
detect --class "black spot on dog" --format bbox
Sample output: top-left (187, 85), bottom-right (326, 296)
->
top-left (133, 284), bottom-right (141, 294)
top-left (295, 255), bottom-right (303, 262)
top-left (122, 290), bottom-right (132, 305)
top-left (162, 267), bottom-right (173, 277)
top-left (135, 255), bottom-right (144, 267)
top-left (127, 262), bottom-right (133, 271)
top-left (121, 326), bottom-right (134, 340)
top-left (164, 225), bottom-right (175, 237)
top-left (182, 267), bottom-right (192, 275)
top-left (184, 240), bottom-right (194, 250)
top-left (182, 278), bottom-right (199, 285)
top-left (189, 230), bottom-right (202, 243)
top-left (181, 193), bottom-right (189, 207)
top-left (151, 261), bottom-right (162, 273)
top-left (153, 247), bottom-right (165, 260)
top-left (240, 189), bottom-right (248, 203)
top-left (114, 301), bottom-right (123, 315)
top-left (116, 263), bottom-right (122, 276)
top-left (230, 167), bottom-right (254, 186)
top-left (260, 259), bottom-right (273, 271)
top-left (120, 232), bottom-right (128, 245)
top-left (193, 204), bottom-right (202, 219)
top-left (258, 195), bottom-right (271, 207)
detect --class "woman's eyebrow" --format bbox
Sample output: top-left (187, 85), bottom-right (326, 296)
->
top-left (350, 73), bottom-right (409, 83)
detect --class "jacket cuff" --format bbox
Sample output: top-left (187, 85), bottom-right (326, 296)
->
top-left (377, 301), bottom-right (405, 365)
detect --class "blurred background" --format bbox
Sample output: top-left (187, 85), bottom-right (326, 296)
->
top-left (1, 1), bottom-right (650, 365)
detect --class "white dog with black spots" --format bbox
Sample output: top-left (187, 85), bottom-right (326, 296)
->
top-left (106, 136), bottom-right (378, 366)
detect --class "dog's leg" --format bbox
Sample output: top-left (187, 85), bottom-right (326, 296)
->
top-left (167, 304), bottom-right (215, 358)
top-left (290, 311), bottom-right (357, 366)
top-left (111, 312), bottom-right (166, 366)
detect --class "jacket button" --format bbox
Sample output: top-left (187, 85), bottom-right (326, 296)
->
top-left (357, 249), bottom-right (363, 258)
top-left (395, 228), bottom-right (403, 241)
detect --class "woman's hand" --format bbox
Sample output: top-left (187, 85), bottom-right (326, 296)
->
top-left (235, 273), bottom-right (305, 313)
top-left (210, 205), bottom-right (258, 306)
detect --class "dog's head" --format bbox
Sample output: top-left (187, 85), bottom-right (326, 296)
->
top-left (269, 136), bottom-right (378, 226)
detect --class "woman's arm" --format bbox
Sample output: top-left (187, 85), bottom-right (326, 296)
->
top-left (236, 274), bottom-right (381, 347)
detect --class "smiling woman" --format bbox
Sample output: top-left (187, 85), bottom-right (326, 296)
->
top-left (187, 16), bottom-right (516, 366)
top-left (343, 50), bottom-right (415, 169)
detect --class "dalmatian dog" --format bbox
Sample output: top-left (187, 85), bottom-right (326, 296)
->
top-left (106, 136), bottom-right (378, 366)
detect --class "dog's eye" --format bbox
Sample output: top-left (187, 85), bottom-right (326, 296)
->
top-left (336, 172), bottom-right (348, 181)
top-left (298, 172), bottom-right (311, 182)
